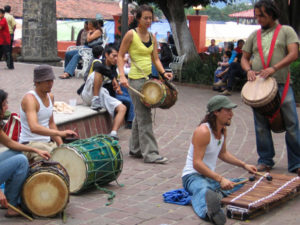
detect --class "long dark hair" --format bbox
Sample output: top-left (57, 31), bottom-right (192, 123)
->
top-left (254, 0), bottom-right (280, 20)
top-left (0, 89), bottom-right (8, 129)
top-left (200, 110), bottom-right (224, 136)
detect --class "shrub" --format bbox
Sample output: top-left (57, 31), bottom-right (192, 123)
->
top-left (291, 57), bottom-right (300, 102)
top-left (181, 53), bottom-right (220, 85)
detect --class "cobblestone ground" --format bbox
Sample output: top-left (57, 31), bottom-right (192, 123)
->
top-left (0, 62), bottom-right (300, 225)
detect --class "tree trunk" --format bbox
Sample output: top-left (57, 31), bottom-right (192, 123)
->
top-left (275, 0), bottom-right (300, 37)
top-left (157, 0), bottom-right (199, 61)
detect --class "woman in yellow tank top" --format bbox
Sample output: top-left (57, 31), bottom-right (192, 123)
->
top-left (117, 5), bottom-right (172, 164)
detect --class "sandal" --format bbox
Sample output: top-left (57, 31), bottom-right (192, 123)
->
top-left (59, 73), bottom-right (71, 79)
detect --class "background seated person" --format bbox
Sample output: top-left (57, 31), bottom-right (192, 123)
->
top-left (76, 21), bottom-right (89, 46)
top-left (213, 40), bottom-right (245, 96)
top-left (81, 43), bottom-right (126, 139)
top-left (20, 65), bottom-right (78, 163)
top-left (207, 39), bottom-right (219, 54)
top-left (213, 50), bottom-right (232, 91)
top-left (59, 20), bottom-right (103, 79)
top-left (158, 38), bottom-right (173, 70)
top-left (0, 89), bottom-right (50, 218)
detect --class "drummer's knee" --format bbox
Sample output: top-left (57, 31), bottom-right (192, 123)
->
top-left (117, 104), bottom-right (127, 114)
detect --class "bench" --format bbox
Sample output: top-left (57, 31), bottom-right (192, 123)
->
top-left (169, 54), bottom-right (186, 82)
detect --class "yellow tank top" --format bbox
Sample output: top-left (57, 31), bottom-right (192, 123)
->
top-left (128, 30), bottom-right (153, 79)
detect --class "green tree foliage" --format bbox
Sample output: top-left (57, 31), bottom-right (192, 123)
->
top-left (194, 3), bottom-right (253, 21)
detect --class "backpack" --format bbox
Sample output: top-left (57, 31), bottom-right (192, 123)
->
top-left (4, 113), bottom-right (21, 141)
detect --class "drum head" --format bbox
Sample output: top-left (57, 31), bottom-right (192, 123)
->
top-left (141, 81), bottom-right (165, 106)
top-left (52, 147), bottom-right (86, 193)
top-left (22, 172), bottom-right (68, 217)
top-left (241, 77), bottom-right (278, 107)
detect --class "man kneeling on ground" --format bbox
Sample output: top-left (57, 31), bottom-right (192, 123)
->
top-left (182, 95), bottom-right (257, 225)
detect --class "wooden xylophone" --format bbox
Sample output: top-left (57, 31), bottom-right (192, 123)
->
top-left (221, 173), bottom-right (300, 220)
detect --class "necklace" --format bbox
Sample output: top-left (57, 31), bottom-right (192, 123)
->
top-left (218, 139), bottom-right (221, 146)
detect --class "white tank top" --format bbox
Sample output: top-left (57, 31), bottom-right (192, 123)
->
top-left (182, 123), bottom-right (224, 177)
top-left (19, 90), bottom-right (53, 143)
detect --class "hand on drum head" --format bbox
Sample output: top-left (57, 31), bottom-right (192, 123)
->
top-left (60, 130), bottom-right (78, 138)
top-left (258, 67), bottom-right (276, 79)
top-left (247, 70), bottom-right (259, 81)
top-left (0, 190), bottom-right (8, 208)
top-left (35, 149), bottom-right (51, 160)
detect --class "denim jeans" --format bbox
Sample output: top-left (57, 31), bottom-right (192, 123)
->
top-left (182, 173), bottom-right (244, 219)
top-left (254, 85), bottom-right (300, 172)
top-left (0, 150), bottom-right (29, 206)
top-left (116, 86), bottom-right (134, 122)
top-left (64, 49), bottom-right (82, 76)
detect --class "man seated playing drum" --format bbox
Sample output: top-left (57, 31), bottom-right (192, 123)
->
top-left (0, 89), bottom-right (50, 218)
top-left (241, 0), bottom-right (300, 174)
top-left (19, 65), bottom-right (78, 163)
top-left (182, 95), bottom-right (257, 225)
top-left (81, 43), bottom-right (126, 139)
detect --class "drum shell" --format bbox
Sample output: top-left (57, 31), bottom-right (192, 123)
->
top-left (22, 161), bottom-right (69, 217)
top-left (159, 84), bottom-right (178, 109)
top-left (51, 135), bottom-right (123, 194)
top-left (241, 77), bottom-right (285, 133)
top-left (141, 79), bottom-right (177, 109)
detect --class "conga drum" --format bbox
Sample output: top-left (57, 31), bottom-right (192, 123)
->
top-left (51, 134), bottom-right (123, 194)
top-left (241, 76), bottom-right (285, 133)
top-left (140, 79), bottom-right (177, 109)
top-left (22, 160), bottom-right (69, 217)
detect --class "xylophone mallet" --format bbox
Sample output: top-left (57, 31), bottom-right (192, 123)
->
top-left (233, 176), bottom-right (256, 186)
top-left (255, 171), bottom-right (273, 181)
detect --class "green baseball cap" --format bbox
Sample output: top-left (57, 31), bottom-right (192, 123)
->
top-left (207, 95), bottom-right (237, 113)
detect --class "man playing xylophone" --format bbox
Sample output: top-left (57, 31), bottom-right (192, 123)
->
top-left (241, 0), bottom-right (300, 174)
top-left (182, 95), bottom-right (257, 225)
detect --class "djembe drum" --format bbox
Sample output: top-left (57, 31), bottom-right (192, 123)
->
top-left (22, 160), bottom-right (69, 217)
top-left (140, 79), bottom-right (177, 109)
top-left (222, 173), bottom-right (300, 220)
top-left (51, 134), bottom-right (123, 194)
top-left (241, 76), bottom-right (285, 133)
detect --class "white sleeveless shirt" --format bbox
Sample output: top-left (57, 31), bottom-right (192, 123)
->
top-left (19, 90), bottom-right (53, 143)
top-left (182, 123), bottom-right (224, 177)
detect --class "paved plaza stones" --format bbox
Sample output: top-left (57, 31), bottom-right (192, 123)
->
top-left (0, 62), bottom-right (300, 225)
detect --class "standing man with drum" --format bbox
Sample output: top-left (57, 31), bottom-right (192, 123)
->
top-left (118, 5), bottom-right (172, 164)
top-left (19, 65), bottom-right (77, 163)
top-left (241, 0), bottom-right (300, 174)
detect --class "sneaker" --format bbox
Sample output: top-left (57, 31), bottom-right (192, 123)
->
top-left (220, 89), bottom-right (231, 96)
top-left (213, 80), bottom-right (227, 87)
top-left (205, 189), bottom-right (226, 225)
top-left (91, 96), bottom-right (102, 110)
top-left (153, 156), bottom-right (168, 164)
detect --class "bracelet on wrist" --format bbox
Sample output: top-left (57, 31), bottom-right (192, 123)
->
top-left (246, 68), bottom-right (252, 72)
top-left (160, 71), bottom-right (166, 76)
top-left (272, 66), bottom-right (278, 71)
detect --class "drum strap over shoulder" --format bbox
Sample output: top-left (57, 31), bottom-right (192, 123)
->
top-left (257, 24), bottom-right (290, 124)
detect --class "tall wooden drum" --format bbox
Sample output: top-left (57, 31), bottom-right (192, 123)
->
top-left (241, 76), bottom-right (285, 133)
top-left (22, 160), bottom-right (69, 217)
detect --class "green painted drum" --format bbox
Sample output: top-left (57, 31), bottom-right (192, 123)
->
top-left (51, 134), bottom-right (123, 194)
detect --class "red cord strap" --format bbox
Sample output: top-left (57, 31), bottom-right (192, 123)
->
top-left (256, 24), bottom-right (290, 123)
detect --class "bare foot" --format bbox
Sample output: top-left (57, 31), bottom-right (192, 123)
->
top-left (59, 73), bottom-right (71, 79)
